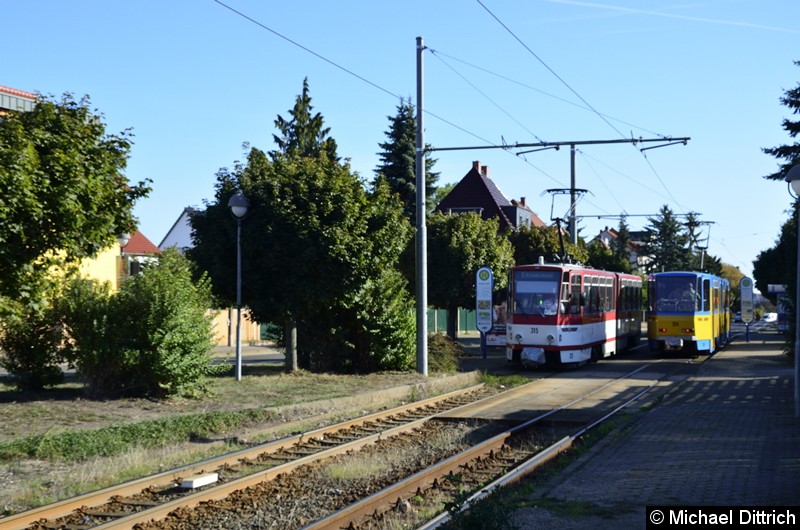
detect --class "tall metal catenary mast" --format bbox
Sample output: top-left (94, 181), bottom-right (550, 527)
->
top-left (415, 36), bottom-right (428, 376)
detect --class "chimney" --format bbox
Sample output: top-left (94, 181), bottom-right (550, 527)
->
top-left (472, 160), bottom-right (481, 172)
top-left (520, 197), bottom-right (526, 207)
top-left (482, 165), bottom-right (488, 176)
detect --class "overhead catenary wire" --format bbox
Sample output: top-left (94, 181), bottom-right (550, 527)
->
top-left (474, 0), bottom-right (694, 228)
top-left (212, 1), bottom-right (498, 149)
top-left (214, 0), bottom-right (708, 256)
top-left (426, 47), bottom-right (667, 139)
top-left (475, 0), bottom-right (628, 140)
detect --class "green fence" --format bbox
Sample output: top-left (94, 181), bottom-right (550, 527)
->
top-left (427, 308), bottom-right (476, 334)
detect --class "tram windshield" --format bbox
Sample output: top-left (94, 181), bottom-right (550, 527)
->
top-left (513, 270), bottom-right (560, 315)
top-left (653, 276), bottom-right (700, 312)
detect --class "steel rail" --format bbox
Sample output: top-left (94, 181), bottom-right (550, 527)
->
top-left (421, 373), bottom-right (664, 529)
top-left (0, 384), bottom-right (486, 530)
top-left (306, 364), bottom-right (664, 530)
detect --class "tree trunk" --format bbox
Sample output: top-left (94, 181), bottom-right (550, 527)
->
top-left (285, 316), bottom-right (298, 372)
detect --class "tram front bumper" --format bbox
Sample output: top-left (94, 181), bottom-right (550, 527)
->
top-left (520, 347), bottom-right (546, 368)
top-left (664, 337), bottom-right (684, 351)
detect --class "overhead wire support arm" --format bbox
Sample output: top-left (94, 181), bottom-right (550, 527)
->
top-left (640, 139), bottom-right (689, 153)
top-left (427, 136), bottom-right (691, 153)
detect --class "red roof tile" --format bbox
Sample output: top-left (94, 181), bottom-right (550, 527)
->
top-left (125, 231), bottom-right (161, 255)
top-left (0, 85), bottom-right (37, 100)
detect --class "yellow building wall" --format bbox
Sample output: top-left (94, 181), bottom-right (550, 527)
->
top-left (79, 244), bottom-right (265, 347)
top-left (209, 308), bottom-right (264, 347)
top-left (79, 244), bottom-right (124, 290)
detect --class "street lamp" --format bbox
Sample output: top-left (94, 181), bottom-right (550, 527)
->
top-left (117, 233), bottom-right (131, 286)
top-left (785, 163), bottom-right (800, 418)
top-left (228, 190), bottom-right (249, 381)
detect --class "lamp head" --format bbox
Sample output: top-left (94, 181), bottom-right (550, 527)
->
top-left (117, 233), bottom-right (131, 249)
top-left (228, 190), bottom-right (250, 219)
top-left (785, 164), bottom-right (800, 197)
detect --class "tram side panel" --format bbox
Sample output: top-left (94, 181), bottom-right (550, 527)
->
top-left (647, 271), bottom-right (731, 355)
top-left (506, 263), bottom-right (643, 369)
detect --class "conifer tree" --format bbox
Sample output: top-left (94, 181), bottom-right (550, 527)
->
top-left (374, 98), bottom-right (439, 223)
top-left (270, 77), bottom-right (338, 162)
top-left (762, 60), bottom-right (800, 181)
top-left (641, 205), bottom-right (690, 272)
top-left (611, 215), bottom-right (634, 273)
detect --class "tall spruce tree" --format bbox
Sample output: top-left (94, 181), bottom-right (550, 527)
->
top-left (374, 99), bottom-right (439, 224)
top-left (641, 205), bottom-right (690, 273)
top-left (757, 60), bottom-right (800, 355)
top-left (611, 215), bottom-right (634, 273)
top-left (762, 60), bottom-right (800, 181)
top-left (270, 77), bottom-right (338, 162)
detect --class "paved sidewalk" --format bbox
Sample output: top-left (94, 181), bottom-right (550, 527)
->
top-left (509, 330), bottom-right (800, 529)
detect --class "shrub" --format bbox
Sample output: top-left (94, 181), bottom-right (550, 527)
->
top-left (0, 275), bottom-right (67, 391)
top-left (57, 278), bottom-right (128, 396)
top-left (427, 333), bottom-right (462, 373)
top-left (60, 249), bottom-right (216, 399)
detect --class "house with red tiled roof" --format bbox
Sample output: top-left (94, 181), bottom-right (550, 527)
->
top-left (79, 230), bottom-right (161, 290)
top-left (120, 230), bottom-right (161, 277)
top-left (435, 161), bottom-right (546, 231)
top-left (0, 85), bottom-right (36, 115)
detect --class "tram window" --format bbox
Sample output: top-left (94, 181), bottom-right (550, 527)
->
top-left (571, 275), bottom-right (582, 314)
top-left (582, 277), bottom-right (590, 313)
top-left (513, 270), bottom-right (560, 314)
top-left (584, 276), bottom-right (593, 313)
top-left (621, 281), bottom-right (629, 311)
top-left (704, 279), bottom-right (711, 311)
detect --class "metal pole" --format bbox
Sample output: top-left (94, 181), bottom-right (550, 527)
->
top-left (416, 36), bottom-right (428, 376)
top-left (235, 217), bottom-right (243, 382)
top-left (569, 144), bottom-right (577, 245)
top-left (795, 201), bottom-right (800, 417)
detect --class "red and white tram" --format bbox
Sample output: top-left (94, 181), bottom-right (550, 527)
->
top-left (505, 258), bottom-right (643, 368)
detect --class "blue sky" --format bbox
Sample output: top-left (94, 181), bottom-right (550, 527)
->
top-left (4, 1), bottom-right (799, 282)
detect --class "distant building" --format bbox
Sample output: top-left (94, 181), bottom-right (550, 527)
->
top-left (159, 207), bottom-right (197, 252)
top-left (0, 85), bottom-right (36, 115)
top-left (79, 231), bottom-right (161, 291)
top-left (591, 226), bottom-right (649, 271)
top-left (159, 206), bottom-right (263, 347)
top-left (435, 161), bottom-right (546, 231)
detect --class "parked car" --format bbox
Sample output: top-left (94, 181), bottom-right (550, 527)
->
top-left (762, 312), bottom-right (778, 323)
top-left (734, 311), bottom-right (742, 323)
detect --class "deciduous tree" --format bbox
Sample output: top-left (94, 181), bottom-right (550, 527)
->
top-left (0, 93), bottom-right (149, 389)
top-left (191, 80), bottom-right (415, 372)
top-left (426, 212), bottom-right (514, 338)
top-left (0, 93), bottom-right (149, 311)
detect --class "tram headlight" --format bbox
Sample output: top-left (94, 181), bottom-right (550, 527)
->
top-left (547, 334), bottom-right (555, 344)
top-left (515, 334), bottom-right (522, 343)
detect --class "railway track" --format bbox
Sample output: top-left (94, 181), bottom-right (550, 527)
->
top-left (0, 384), bottom-right (497, 530)
top-left (4, 359), bottom-right (686, 530)
top-left (318, 363), bottom-right (663, 530)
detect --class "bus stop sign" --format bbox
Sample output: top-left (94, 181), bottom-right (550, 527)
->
top-left (740, 277), bottom-right (755, 324)
top-left (475, 267), bottom-right (494, 333)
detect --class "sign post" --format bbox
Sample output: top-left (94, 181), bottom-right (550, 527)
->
top-left (740, 277), bottom-right (755, 342)
top-left (475, 266), bottom-right (494, 359)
